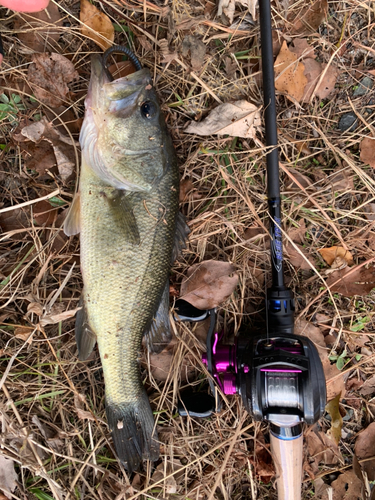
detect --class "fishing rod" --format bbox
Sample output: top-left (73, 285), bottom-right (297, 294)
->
top-left (175, 0), bottom-right (327, 497)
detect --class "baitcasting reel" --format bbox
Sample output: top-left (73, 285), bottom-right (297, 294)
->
top-left (174, 286), bottom-right (326, 500)
top-left (174, 291), bottom-right (326, 431)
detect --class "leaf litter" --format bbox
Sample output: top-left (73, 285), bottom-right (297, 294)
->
top-left (1, 1), bottom-right (375, 500)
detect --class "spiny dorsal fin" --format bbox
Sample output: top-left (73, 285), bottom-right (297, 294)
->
top-left (64, 192), bottom-right (81, 236)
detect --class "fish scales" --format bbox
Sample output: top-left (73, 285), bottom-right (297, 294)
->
top-left (80, 160), bottom-right (178, 405)
top-left (65, 52), bottom-right (182, 472)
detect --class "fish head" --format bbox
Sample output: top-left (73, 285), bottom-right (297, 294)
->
top-left (80, 55), bottom-right (171, 192)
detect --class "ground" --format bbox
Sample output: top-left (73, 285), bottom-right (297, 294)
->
top-left (0, 0), bottom-right (375, 499)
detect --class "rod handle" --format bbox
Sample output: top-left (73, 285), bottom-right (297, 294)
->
top-left (270, 430), bottom-right (303, 500)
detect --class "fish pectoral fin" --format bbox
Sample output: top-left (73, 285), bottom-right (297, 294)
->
top-left (172, 212), bottom-right (190, 263)
top-left (75, 295), bottom-right (97, 360)
top-left (64, 192), bottom-right (81, 236)
top-left (144, 280), bottom-right (172, 354)
top-left (107, 191), bottom-right (140, 245)
top-left (106, 392), bottom-right (159, 474)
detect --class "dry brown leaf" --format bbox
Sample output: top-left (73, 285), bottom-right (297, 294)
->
top-left (302, 59), bottom-right (338, 101)
top-left (148, 349), bottom-right (194, 382)
top-left (359, 375), bottom-right (375, 396)
top-left (181, 35), bottom-right (206, 72)
top-left (286, 167), bottom-right (315, 190)
top-left (323, 358), bottom-right (345, 401)
top-left (306, 431), bottom-right (341, 465)
top-left (28, 53), bottom-right (79, 109)
top-left (217, 0), bottom-right (257, 23)
top-left (40, 306), bottom-right (80, 326)
top-left (360, 135), bottom-right (375, 168)
top-left (185, 101), bottom-right (261, 139)
top-left (274, 41), bottom-right (307, 103)
top-left (27, 301), bottom-right (43, 316)
top-left (80, 0), bottom-right (114, 50)
top-left (250, 432), bottom-right (275, 483)
top-left (180, 260), bottom-right (239, 310)
top-left (326, 265), bottom-right (375, 297)
top-left (14, 326), bottom-right (33, 342)
top-left (330, 168), bottom-right (354, 192)
top-left (0, 456), bottom-right (18, 499)
top-left (74, 393), bottom-right (96, 421)
top-left (149, 350), bottom-right (173, 381)
top-left (289, 0), bottom-right (328, 35)
top-left (288, 220), bottom-right (306, 244)
top-left (0, 208), bottom-right (29, 236)
top-left (159, 39), bottom-right (178, 64)
top-left (21, 141), bottom-right (57, 178)
top-left (289, 38), bottom-right (316, 60)
top-left (33, 200), bottom-right (58, 226)
top-left (355, 422), bottom-right (375, 481)
top-left (285, 243), bottom-right (314, 270)
top-left (20, 118), bottom-right (77, 181)
top-left (318, 246), bottom-right (354, 266)
top-left (14, 2), bottom-right (62, 52)
top-left (330, 470), bottom-right (363, 500)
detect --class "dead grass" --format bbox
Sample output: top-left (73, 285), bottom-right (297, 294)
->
top-left (1, 0), bottom-right (375, 499)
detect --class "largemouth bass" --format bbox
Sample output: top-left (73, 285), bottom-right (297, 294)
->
top-left (64, 49), bottom-right (188, 472)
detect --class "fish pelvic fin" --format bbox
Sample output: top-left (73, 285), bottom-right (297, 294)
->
top-left (144, 280), bottom-right (172, 354)
top-left (75, 294), bottom-right (97, 360)
top-left (106, 393), bottom-right (159, 474)
top-left (172, 212), bottom-right (190, 263)
top-left (64, 192), bottom-right (81, 236)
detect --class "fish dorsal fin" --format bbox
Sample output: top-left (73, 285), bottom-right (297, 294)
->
top-left (172, 212), bottom-right (190, 263)
top-left (75, 295), bottom-right (97, 361)
top-left (144, 281), bottom-right (172, 353)
top-left (64, 192), bottom-right (81, 236)
top-left (107, 191), bottom-right (140, 245)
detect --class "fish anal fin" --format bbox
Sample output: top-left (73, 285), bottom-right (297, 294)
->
top-left (144, 281), bottom-right (172, 354)
top-left (106, 392), bottom-right (159, 474)
top-left (64, 192), bottom-right (81, 236)
top-left (107, 191), bottom-right (140, 245)
top-left (172, 212), bottom-right (190, 263)
top-left (75, 295), bottom-right (97, 361)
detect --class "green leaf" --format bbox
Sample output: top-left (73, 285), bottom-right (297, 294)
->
top-left (336, 356), bottom-right (346, 370)
top-left (29, 488), bottom-right (55, 500)
top-left (0, 93), bottom-right (9, 104)
top-left (350, 316), bottom-right (371, 332)
top-left (49, 197), bottom-right (67, 207)
top-left (0, 103), bottom-right (12, 111)
top-left (12, 94), bottom-right (21, 104)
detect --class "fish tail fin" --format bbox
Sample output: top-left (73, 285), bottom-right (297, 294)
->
top-left (106, 392), bottom-right (159, 473)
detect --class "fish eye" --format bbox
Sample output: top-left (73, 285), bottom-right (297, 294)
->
top-left (140, 101), bottom-right (157, 119)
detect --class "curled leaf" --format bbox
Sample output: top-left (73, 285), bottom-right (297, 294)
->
top-left (318, 246), bottom-right (354, 266)
top-left (185, 100), bottom-right (261, 139)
